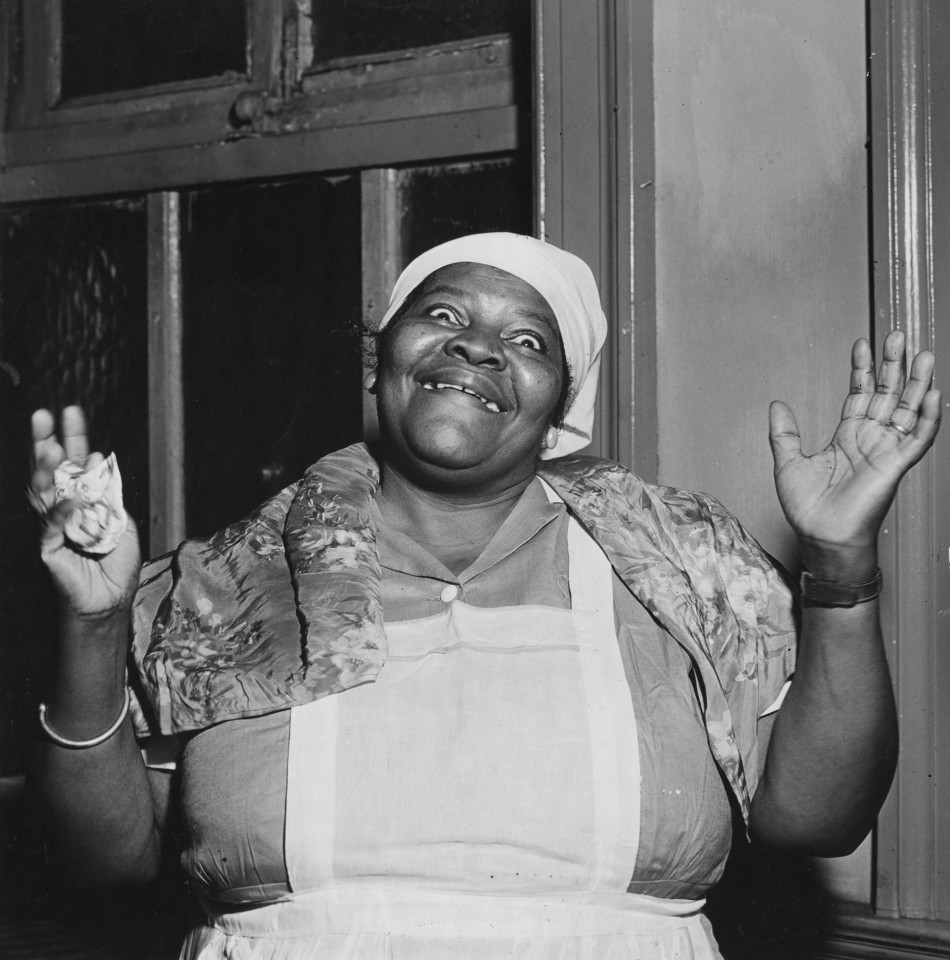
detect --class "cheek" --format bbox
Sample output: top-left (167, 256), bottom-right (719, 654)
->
top-left (522, 361), bottom-right (564, 421)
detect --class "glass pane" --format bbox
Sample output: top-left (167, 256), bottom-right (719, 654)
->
top-left (60, 0), bottom-right (247, 100)
top-left (182, 177), bottom-right (364, 539)
top-left (399, 156), bottom-right (534, 262)
top-left (312, 0), bottom-right (530, 62)
top-left (0, 198), bottom-right (148, 773)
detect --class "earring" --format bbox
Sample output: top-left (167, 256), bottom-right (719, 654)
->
top-left (363, 371), bottom-right (377, 393)
top-left (541, 426), bottom-right (559, 451)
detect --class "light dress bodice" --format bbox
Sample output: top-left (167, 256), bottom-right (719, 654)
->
top-left (178, 489), bottom-right (723, 959)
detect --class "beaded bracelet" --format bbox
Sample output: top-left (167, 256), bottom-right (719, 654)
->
top-left (38, 686), bottom-right (131, 749)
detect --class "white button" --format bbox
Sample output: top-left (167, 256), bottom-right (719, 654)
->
top-left (440, 584), bottom-right (460, 603)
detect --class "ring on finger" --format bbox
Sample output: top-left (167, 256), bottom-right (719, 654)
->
top-left (888, 421), bottom-right (911, 436)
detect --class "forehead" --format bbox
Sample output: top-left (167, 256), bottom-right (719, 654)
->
top-left (413, 262), bottom-right (557, 321)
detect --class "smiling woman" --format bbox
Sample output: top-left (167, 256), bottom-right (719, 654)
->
top-left (26, 231), bottom-right (943, 960)
top-left (376, 264), bottom-right (564, 484)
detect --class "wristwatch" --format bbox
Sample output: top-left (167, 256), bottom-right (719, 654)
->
top-left (799, 567), bottom-right (883, 608)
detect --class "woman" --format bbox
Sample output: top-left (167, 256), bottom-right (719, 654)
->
top-left (29, 233), bottom-right (941, 959)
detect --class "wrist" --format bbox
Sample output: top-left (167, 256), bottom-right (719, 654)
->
top-left (797, 538), bottom-right (879, 583)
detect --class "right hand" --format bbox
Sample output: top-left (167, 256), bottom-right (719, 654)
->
top-left (30, 406), bottom-right (141, 620)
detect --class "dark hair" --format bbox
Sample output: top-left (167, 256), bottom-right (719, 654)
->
top-left (362, 283), bottom-right (575, 428)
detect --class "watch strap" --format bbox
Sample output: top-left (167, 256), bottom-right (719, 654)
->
top-left (800, 567), bottom-right (883, 608)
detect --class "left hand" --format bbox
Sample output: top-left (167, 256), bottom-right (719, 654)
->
top-left (769, 330), bottom-right (941, 571)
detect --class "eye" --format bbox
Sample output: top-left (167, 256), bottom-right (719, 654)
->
top-left (427, 306), bottom-right (459, 323)
top-left (511, 332), bottom-right (545, 352)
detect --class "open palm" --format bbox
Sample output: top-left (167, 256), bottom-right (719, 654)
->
top-left (769, 331), bottom-right (941, 553)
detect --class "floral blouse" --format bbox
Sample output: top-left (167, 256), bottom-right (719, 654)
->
top-left (130, 443), bottom-right (797, 824)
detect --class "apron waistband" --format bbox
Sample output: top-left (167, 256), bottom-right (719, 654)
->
top-left (206, 887), bottom-right (707, 940)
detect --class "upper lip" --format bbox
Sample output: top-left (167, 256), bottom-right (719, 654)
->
top-left (415, 368), bottom-right (509, 413)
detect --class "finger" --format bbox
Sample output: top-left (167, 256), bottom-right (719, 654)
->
top-left (37, 498), bottom-right (77, 558)
top-left (889, 349), bottom-right (936, 433)
top-left (902, 387), bottom-right (943, 452)
top-left (841, 338), bottom-right (875, 420)
top-left (865, 330), bottom-right (907, 423)
top-left (61, 405), bottom-right (89, 463)
top-left (31, 408), bottom-right (56, 447)
top-left (30, 410), bottom-right (65, 512)
top-left (768, 401), bottom-right (803, 472)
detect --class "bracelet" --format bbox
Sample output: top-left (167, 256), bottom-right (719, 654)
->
top-left (800, 567), bottom-right (883, 608)
top-left (38, 686), bottom-right (131, 749)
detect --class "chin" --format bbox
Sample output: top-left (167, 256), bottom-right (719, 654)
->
top-left (406, 425), bottom-right (492, 473)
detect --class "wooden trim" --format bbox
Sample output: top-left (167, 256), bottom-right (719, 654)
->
top-left (6, 30), bottom-right (513, 166)
top-left (14, 77), bottom-right (248, 128)
top-left (18, 0), bottom-right (47, 121)
top-left (536, 0), bottom-right (614, 459)
top-left (147, 192), bottom-right (185, 554)
top-left (821, 910), bottom-right (950, 959)
top-left (6, 98), bottom-right (243, 166)
top-left (535, 0), bottom-right (656, 473)
top-left (0, 1), bottom-right (11, 170)
top-left (0, 106), bottom-right (519, 204)
top-left (360, 168), bottom-right (404, 441)
top-left (46, 0), bottom-right (61, 106)
top-left (868, 0), bottom-right (948, 923)
top-left (250, 0), bottom-right (283, 93)
top-left (617, 0), bottom-right (656, 481)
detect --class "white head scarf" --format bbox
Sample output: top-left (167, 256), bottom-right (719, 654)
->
top-left (378, 232), bottom-right (607, 458)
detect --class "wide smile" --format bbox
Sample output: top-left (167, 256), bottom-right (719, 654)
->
top-left (419, 379), bottom-right (504, 414)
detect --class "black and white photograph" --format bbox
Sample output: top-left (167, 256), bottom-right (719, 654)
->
top-left (0, 3), bottom-right (947, 958)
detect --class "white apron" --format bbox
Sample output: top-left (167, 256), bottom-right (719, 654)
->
top-left (182, 504), bottom-right (722, 960)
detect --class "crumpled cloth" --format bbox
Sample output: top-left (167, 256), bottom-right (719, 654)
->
top-left (52, 453), bottom-right (128, 554)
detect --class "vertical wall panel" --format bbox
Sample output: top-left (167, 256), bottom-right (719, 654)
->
top-left (653, 0), bottom-right (871, 905)
top-left (870, 0), bottom-right (950, 924)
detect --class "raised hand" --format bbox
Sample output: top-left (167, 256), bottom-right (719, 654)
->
top-left (30, 406), bottom-right (141, 619)
top-left (768, 330), bottom-right (941, 569)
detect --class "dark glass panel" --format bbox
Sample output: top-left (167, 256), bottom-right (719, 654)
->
top-left (0, 199), bottom-right (148, 773)
top-left (182, 176), bottom-right (363, 539)
top-left (400, 156), bottom-right (533, 263)
top-left (60, 0), bottom-right (247, 100)
top-left (312, 0), bottom-right (529, 62)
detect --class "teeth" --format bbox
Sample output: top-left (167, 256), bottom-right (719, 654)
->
top-left (422, 381), bottom-right (502, 413)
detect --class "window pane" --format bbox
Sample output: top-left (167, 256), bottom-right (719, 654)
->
top-left (312, 0), bottom-right (530, 62)
top-left (182, 177), bottom-right (364, 539)
top-left (0, 198), bottom-right (148, 771)
top-left (400, 156), bottom-right (534, 262)
top-left (60, 0), bottom-right (247, 100)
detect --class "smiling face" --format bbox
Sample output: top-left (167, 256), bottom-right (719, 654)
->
top-left (375, 262), bottom-right (566, 494)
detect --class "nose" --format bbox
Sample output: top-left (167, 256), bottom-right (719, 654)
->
top-left (443, 327), bottom-right (507, 369)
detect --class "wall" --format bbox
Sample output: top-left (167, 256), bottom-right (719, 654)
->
top-left (653, 0), bottom-right (871, 902)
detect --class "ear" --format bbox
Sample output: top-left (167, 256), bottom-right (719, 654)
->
top-left (542, 425), bottom-right (559, 451)
top-left (363, 370), bottom-right (378, 393)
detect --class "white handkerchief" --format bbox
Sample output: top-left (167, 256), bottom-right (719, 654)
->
top-left (53, 453), bottom-right (128, 554)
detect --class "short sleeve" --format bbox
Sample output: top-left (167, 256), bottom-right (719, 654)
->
top-left (699, 493), bottom-right (798, 800)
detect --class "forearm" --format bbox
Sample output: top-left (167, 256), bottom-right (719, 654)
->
top-left (31, 610), bottom-right (164, 885)
top-left (750, 547), bottom-right (897, 855)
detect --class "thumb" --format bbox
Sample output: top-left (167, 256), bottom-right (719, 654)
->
top-left (769, 400), bottom-right (803, 472)
top-left (38, 498), bottom-right (78, 559)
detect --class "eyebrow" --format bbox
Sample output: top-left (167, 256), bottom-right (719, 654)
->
top-left (417, 284), bottom-right (561, 339)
